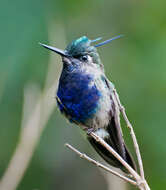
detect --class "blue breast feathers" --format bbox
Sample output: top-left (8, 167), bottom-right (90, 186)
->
top-left (57, 72), bottom-right (101, 123)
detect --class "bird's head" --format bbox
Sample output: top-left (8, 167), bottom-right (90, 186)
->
top-left (40, 35), bottom-right (123, 71)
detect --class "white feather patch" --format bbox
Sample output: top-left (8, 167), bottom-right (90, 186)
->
top-left (81, 64), bottom-right (112, 129)
top-left (94, 128), bottom-right (109, 139)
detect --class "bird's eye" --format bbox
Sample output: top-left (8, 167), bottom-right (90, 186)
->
top-left (80, 55), bottom-right (89, 62)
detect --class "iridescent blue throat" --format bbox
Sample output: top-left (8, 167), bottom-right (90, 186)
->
top-left (57, 71), bottom-right (101, 123)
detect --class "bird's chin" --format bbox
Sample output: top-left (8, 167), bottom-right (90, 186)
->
top-left (62, 57), bottom-right (71, 65)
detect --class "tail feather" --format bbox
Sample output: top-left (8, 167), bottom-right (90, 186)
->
top-left (87, 118), bottom-right (136, 172)
top-left (87, 133), bottom-right (125, 169)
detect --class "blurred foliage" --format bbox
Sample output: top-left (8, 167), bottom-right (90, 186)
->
top-left (0, 0), bottom-right (166, 189)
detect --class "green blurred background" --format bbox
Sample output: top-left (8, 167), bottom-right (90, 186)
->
top-left (0, 0), bottom-right (166, 189)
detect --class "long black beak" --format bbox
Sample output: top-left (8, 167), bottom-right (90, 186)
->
top-left (39, 43), bottom-right (67, 57)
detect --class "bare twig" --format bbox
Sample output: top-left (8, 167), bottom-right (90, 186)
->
top-left (65, 143), bottom-right (137, 186)
top-left (0, 82), bottom-right (57, 190)
top-left (0, 22), bottom-right (65, 190)
top-left (90, 132), bottom-right (150, 190)
top-left (90, 132), bottom-right (140, 180)
top-left (113, 88), bottom-right (150, 190)
top-left (113, 89), bottom-right (145, 179)
top-left (66, 137), bottom-right (149, 190)
top-left (66, 88), bottom-right (151, 190)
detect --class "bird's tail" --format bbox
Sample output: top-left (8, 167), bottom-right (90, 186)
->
top-left (87, 118), bottom-right (136, 173)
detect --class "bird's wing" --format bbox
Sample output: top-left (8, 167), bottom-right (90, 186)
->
top-left (88, 77), bottom-right (136, 172)
top-left (109, 89), bottom-right (126, 159)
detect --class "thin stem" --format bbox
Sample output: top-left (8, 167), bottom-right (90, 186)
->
top-left (0, 23), bottom-right (62, 190)
top-left (65, 143), bottom-right (137, 186)
top-left (66, 87), bottom-right (151, 190)
top-left (90, 132), bottom-right (141, 182)
top-left (113, 89), bottom-right (145, 180)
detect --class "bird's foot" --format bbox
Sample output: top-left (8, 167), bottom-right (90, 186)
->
top-left (82, 126), bottom-right (95, 135)
top-left (86, 128), bottom-right (94, 135)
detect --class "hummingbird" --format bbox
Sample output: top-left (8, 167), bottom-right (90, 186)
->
top-left (40, 35), bottom-right (136, 172)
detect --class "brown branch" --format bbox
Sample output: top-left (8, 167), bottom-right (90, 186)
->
top-left (113, 89), bottom-right (145, 179)
top-left (0, 84), bottom-right (57, 190)
top-left (65, 143), bottom-right (137, 186)
top-left (66, 136), bottom-right (149, 190)
top-left (89, 132), bottom-right (150, 190)
top-left (66, 87), bottom-right (151, 190)
top-left (0, 23), bottom-right (62, 189)
top-left (113, 89), bottom-right (150, 190)
top-left (90, 132), bottom-right (140, 180)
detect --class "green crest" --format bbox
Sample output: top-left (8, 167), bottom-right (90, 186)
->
top-left (65, 36), bottom-right (95, 56)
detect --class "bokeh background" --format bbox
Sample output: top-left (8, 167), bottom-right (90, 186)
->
top-left (0, 0), bottom-right (166, 189)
